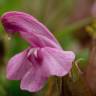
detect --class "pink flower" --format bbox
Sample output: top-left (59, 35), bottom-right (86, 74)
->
top-left (1, 11), bottom-right (75, 92)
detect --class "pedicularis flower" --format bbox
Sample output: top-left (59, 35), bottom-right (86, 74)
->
top-left (1, 11), bottom-right (75, 92)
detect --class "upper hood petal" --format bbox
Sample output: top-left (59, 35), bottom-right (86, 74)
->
top-left (1, 11), bottom-right (60, 48)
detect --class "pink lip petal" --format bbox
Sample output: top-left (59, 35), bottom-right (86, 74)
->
top-left (20, 68), bottom-right (47, 92)
top-left (7, 49), bottom-right (32, 80)
top-left (38, 47), bottom-right (75, 76)
top-left (20, 47), bottom-right (75, 92)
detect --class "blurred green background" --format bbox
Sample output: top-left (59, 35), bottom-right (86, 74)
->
top-left (0, 0), bottom-right (95, 96)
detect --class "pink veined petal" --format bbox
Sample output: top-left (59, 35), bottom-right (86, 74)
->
top-left (20, 68), bottom-right (47, 92)
top-left (1, 11), bottom-right (60, 47)
top-left (22, 47), bottom-right (75, 92)
top-left (38, 47), bottom-right (75, 76)
top-left (20, 31), bottom-right (61, 48)
top-left (7, 49), bottom-right (32, 80)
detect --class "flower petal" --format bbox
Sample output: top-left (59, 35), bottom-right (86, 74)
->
top-left (1, 11), bottom-right (60, 48)
top-left (20, 47), bottom-right (75, 92)
top-left (7, 49), bottom-right (32, 80)
top-left (21, 31), bottom-right (61, 48)
top-left (38, 47), bottom-right (75, 76)
top-left (20, 68), bottom-right (47, 92)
